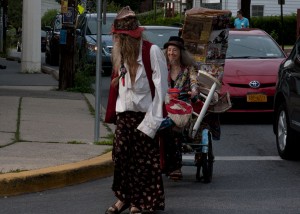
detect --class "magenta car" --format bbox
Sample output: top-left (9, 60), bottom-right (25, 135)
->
top-left (221, 29), bottom-right (287, 113)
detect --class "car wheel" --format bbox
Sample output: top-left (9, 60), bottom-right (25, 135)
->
top-left (275, 103), bottom-right (299, 160)
top-left (201, 133), bottom-right (214, 183)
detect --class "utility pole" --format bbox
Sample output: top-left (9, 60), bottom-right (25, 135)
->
top-left (241, 0), bottom-right (251, 24)
top-left (21, 0), bottom-right (41, 73)
top-left (59, 0), bottom-right (77, 90)
top-left (0, 0), bottom-right (7, 53)
top-left (297, 9), bottom-right (300, 39)
top-left (279, 0), bottom-right (284, 50)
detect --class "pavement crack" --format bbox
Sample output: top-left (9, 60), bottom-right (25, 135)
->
top-left (15, 97), bottom-right (22, 142)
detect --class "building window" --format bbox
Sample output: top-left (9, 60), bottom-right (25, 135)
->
top-left (252, 5), bottom-right (264, 17)
top-left (201, 0), bottom-right (222, 10)
top-left (202, 0), bottom-right (220, 2)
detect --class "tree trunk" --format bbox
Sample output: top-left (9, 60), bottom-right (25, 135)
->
top-left (59, 27), bottom-right (76, 90)
top-left (0, 0), bottom-right (8, 53)
top-left (59, 0), bottom-right (77, 90)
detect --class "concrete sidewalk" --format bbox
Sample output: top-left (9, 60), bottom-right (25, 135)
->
top-left (0, 54), bottom-right (114, 196)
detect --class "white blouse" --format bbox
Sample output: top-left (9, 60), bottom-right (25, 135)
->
top-left (115, 42), bottom-right (168, 139)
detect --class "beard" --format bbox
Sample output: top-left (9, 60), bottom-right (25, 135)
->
top-left (169, 58), bottom-right (180, 66)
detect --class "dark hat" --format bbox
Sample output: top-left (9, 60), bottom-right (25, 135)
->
top-left (111, 6), bottom-right (144, 38)
top-left (163, 36), bottom-right (185, 50)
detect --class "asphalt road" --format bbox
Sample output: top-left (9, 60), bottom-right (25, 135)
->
top-left (1, 114), bottom-right (300, 214)
top-left (2, 50), bottom-right (300, 213)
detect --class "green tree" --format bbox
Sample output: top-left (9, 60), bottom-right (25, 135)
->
top-left (42, 9), bottom-right (59, 28)
top-left (110, 0), bottom-right (142, 11)
top-left (76, 0), bottom-right (121, 13)
top-left (7, 0), bottom-right (22, 32)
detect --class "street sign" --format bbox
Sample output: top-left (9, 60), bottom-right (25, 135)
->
top-left (60, 29), bottom-right (67, 44)
top-left (61, 0), bottom-right (68, 13)
top-left (62, 7), bottom-right (74, 24)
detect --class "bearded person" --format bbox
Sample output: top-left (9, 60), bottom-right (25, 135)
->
top-left (104, 6), bottom-right (168, 214)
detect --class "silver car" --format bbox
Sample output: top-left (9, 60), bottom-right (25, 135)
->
top-left (142, 25), bottom-right (181, 49)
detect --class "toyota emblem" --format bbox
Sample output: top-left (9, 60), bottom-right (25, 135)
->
top-left (249, 80), bottom-right (260, 88)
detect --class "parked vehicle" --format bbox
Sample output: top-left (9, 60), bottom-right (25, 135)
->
top-left (45, 14), bottom-right (62, 66)
top-left (142, 25), bottom-right (181, 49)
top-left (41, 30), bottom-right (47, 52)
top-left (16, 30), bottom-right (48, 53)
top-left (222, 28), bottom-right (287, 112)
top-left (273, 37), bottom-right (300, 160)
top-left (75, 12), bottom-right (117, 75)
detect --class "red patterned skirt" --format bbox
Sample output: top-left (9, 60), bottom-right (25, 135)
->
top-left (112, 111), bottom-right (165, 211)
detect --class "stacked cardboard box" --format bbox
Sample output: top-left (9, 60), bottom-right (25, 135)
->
top-left (182, 7), bottom-right (232, 82)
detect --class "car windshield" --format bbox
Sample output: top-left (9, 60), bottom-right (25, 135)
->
top-left (86, 16), bottom-right (115, 35)
top-left (143, 28), bottom-right (180, 49)
top-left (226, 35), bottom-right (285, 59)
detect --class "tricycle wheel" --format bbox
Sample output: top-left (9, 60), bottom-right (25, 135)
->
top-left (196, 163), bottom-right (201, 181)
top-left (201, 153), bottom-right (213, 183)
top-left (194, 133), bottom-right (214, 183)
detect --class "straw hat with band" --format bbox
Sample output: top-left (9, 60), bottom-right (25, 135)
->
top-left (163, 36), bottom-right (185, 50)
top-left (111, 6), bottom-right (144, 38)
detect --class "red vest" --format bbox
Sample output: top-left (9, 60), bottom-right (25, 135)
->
top-left (105, 40), bottom-right (166, 124)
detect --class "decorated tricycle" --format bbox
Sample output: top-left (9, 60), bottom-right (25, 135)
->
top-left (161, 7), bottom-right (232, 183)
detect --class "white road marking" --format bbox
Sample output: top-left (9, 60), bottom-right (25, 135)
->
top-left (183, 155), bottom-right (282, 161)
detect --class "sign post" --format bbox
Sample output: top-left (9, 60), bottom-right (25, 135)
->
top-left (297, 9), bottom-right (300, 39)
top-left (0, 0), bottom-right (7, 53)
top-left (279, 0), bottom-right (284, 50)
top-left (59, 0), bottom-right (77, 90)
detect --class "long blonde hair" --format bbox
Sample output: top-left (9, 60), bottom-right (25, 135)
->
top-left (111, 34), bottom-right (141, 86)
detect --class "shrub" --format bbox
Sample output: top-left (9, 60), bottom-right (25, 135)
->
top-left (42, 9), bottom-right (59, 29)
top-left (69, 60), bottom-right (95, 93)
top-left (250, 14), bottom-right (297, 45)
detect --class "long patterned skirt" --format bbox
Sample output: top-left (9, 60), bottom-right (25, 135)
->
top-left (112, 111), bottom-right (165, 211)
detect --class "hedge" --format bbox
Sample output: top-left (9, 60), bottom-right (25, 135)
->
top-left (138, 10), bottom-right (298, 46)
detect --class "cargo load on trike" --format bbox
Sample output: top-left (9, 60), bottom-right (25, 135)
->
top-left (160, 7), bottom-right (232, 183)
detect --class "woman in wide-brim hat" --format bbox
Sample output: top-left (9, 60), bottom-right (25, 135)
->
top-left (160, 36), bottom-right (200, 181)
top-left (105, 6), bottom-right (168, 214)
top-left (161, 36), bottom-right (221, 182)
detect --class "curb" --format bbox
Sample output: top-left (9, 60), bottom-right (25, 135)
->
top-left (0, 152), bottom-right (113, 197)
top-left (5, 55), bottom-right (58, 80)
top-left (6, 56), bottom-right (21, 63)
top-left (41, 65), bottom-right (59, 80)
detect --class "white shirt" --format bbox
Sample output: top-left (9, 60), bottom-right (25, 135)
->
top-left (116, 41), bottom-right (168, 139)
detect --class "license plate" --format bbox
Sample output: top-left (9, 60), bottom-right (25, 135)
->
top-left (247, 93), bottom-right (267, 102)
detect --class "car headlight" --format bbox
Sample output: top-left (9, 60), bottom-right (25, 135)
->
top-left (87, 43), bottom-right (97, 53)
